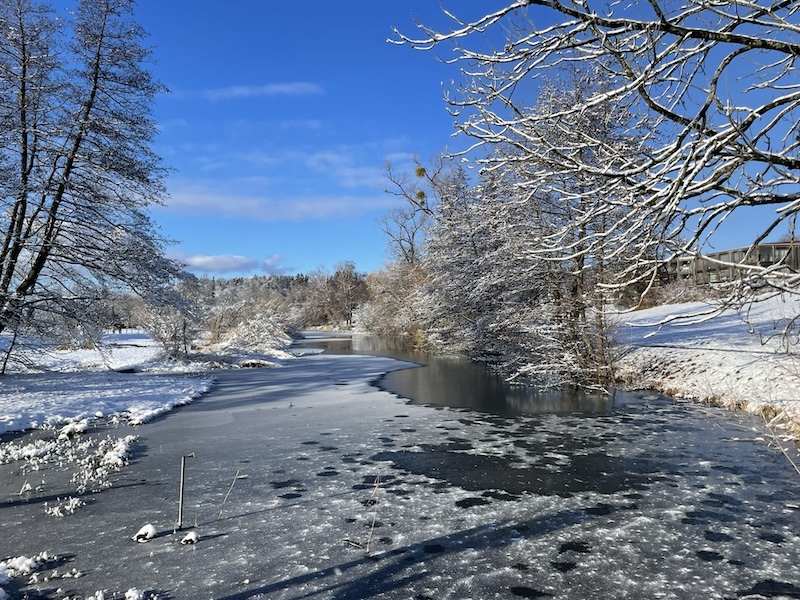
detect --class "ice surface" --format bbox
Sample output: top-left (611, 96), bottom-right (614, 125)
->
top-left (0, 353), bottom-right (798, 599)
top-left (1, 322), bottom-right (799, 598)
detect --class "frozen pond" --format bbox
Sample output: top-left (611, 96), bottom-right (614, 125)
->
top-left (1, 342), bottom-right (799, 599)
top-left (296, 333), bottom-right (800, 598)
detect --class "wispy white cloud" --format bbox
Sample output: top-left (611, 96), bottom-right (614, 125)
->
top-left (173, 252), bottom-right (289, 275)
top-left (304, 150), bottom-right (388, 189)
top-left (279, 119), bottom-right (323, 130)
top-left (164, 181), bottom-right (397, 221)
top-left (202, 82), bottom-right (323, 102)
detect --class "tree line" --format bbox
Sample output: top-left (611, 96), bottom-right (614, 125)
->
top-left (3, 0), bottom-right (799, 388)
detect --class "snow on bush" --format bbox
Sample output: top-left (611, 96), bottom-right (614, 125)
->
top-left (72, 435), bottom-right (138, 493)
top-left (58, 419), bottom-right (89, 440)
top-left (44, 496), bottom-right (86, 517)
top-left (0, 438), bottom-right (59, 464)
top-left (0, 552), bottom-right (51, 599)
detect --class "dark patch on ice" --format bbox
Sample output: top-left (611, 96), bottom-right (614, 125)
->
top-left (696, 550), bottom-right (724, 562)
top-left (447, 436), bottom-right (472, 443)
top-left (551, 561), bottom-right (577, 572)
top-left (371, 445), bottom-right (661, 497)
top-left (270, 479), bottom-right (302, 489)
top-left (736, 579), bottom-right (800, 598)
top-left (559, 541), bottom-right (591, 554)
top-left (296, 456), bottom-right (310, 461)
top-left (755, 490), bottom-right (794, 503)
top-left (301, 440), bottom-right (319, 445)
top-left (400, 427), bottom-right (416, 433)
top-left (710, 464), bottom-right (745, 476)
top-left (706, 492), bottom-right (743, 507)
top-left (759, 531), bottom-right (785, 544)
top-left (512, 563), bottom-right (529, 571)
top-left (423, 543), bottom-right (445, 553)
top-left (510, 586), bottom-right (553, 598)
top-left (279, 492), bottom-right (302, 500)
top-left (455, 497), bottom-right (491, 509)
top-left (584, 502), bottom-right (614, 516)
top-left (378, 536), bottom-right (393, 545)
top-left (705, 531), bottom-right (734, 543)
top-left (319, 446), bottom-right (338, 451)
top-left (727, 558), bottom-right (746, 566)
top-left (345, 517), bottom-right (357, 523)
top-left (682, 509), bottom-right (736, 525)
top-left (483, 490), bottom-right (521, 502)
top-left (317, 469), bottom-right (339, 477)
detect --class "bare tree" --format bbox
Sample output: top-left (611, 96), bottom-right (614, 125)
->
top-left (378, 203), bottom-right (429, 266)
top-left (394, 1), bottom-right (800, 308)
top-left (0, 0), bottom-right (183, 348)
top-left (328, 261), bottom-right (368, 328)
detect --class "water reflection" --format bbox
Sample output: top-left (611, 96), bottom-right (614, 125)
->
top-left (294, 331), bottom-right (624, 417)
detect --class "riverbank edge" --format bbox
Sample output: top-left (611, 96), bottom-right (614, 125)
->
top-left (615, 344), bottom-right (800, 441)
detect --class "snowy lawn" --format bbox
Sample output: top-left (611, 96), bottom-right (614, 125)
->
top-left (616, 293), bottom-right (800, 434)
top-left (0, 332), bottom-right (215, 434)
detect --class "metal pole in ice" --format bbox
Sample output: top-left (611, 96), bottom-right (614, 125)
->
top-left (175, 452), bottom-right (195, 532)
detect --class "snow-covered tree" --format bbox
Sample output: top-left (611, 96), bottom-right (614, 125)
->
top-left (363, 158), bottom-right (468, 347)
top-left (358, 262), bottom-right (430, 345)
top-left (0, 0), bottom-right (183, 347)
top-left (371, 65), bottom-right (644, 387)
top-left (296, 264), bottom-right (368, 329)
top-left (421, 162), bottom-right (607, 387)
top-left (394, 0), bottom-right (800, 304)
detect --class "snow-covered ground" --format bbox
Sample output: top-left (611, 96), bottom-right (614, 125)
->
top-left (0, 333), bottom-right (215, 434)
top-left (0, 331), bottom-right (290, 599)
top-left (616, 292), bottom-right (800, 435)
top-left (1, 310), bottom-right (799, 598)
top-left (2, 350), bottom-right (798, 599)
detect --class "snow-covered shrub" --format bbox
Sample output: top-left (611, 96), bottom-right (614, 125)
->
top-left (0, 552), bottom-right (52, 598)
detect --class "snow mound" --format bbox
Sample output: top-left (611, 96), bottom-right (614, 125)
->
top-left (617, 294), bottom-right (800, 433)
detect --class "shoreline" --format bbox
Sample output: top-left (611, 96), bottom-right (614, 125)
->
top-left (615, 296), bottom-right (800, 440)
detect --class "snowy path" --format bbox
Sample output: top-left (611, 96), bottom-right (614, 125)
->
top-left (1, 353), bottom-right (799, 599)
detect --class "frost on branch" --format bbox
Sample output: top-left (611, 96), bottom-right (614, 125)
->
top-left (395, 0), bottom-right (800, 311)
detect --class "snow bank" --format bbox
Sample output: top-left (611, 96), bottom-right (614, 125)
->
top-left (0, 552), bottom-right (51, 599)
top-left (0, 371), bottom-right (212, 434)
top-left (616, 293), bottom-right (800, 434)
top-left (0, 331), bottom-right (223, 435)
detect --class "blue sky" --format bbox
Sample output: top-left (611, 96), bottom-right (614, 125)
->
top-left (133, 2), bottom-right (786, 279)
top-left (134, 2), bottom-right (499, 278)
